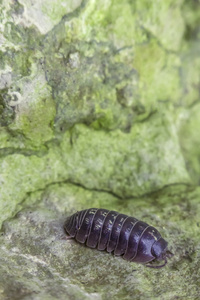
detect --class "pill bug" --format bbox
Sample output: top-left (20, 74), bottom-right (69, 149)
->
top-left (64, 208), bottom-right (173, 268)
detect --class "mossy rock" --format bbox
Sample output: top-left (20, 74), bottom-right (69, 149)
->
top-left (0, 0), bottom-right (200, 299)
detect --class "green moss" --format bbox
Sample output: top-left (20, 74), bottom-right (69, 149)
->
top-left (10, 90), bottom-right (56, 148)
top-left (0, 0), bottom-right (197, 227)
top-left (179, 46), bottom-right (200, 106)
top-left (131, 0), bottom-right (185, 51)
top-left (0, 90), bottom-right (15, 126)
top-left (178, 104), bottom-right (200, 184)
top-left (0, 110), bottom-right (190, 226)
top-left (182, 0), bottom-right (200, 42)
top-left (134, 40), bottom-right (181, 108)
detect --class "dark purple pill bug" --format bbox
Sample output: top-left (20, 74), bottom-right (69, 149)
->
top-left (64, 208), bottom-right (173, 268)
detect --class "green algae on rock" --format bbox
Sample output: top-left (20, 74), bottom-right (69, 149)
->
top-left (0, 111), bottom-right (191, 226)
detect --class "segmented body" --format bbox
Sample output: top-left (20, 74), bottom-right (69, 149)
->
top-left (64, 208), bottom-right (172, 268)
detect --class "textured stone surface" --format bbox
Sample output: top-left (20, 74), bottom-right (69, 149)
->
top-left (0, 184), bottom-right (200, 299)
top-left (0, 0), bottom-right (200, 299)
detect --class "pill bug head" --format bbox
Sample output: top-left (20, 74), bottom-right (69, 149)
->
top-left (147, 237), bottom-right (174, 268)
top-left (152, 237), bottom-right (168, 259)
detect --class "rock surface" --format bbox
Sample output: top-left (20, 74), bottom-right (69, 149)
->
top-left (0, 0), bottom-right (200, 299)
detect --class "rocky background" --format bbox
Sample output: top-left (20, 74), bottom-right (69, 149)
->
top-left (0, 0), bottom-right (200, 299)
